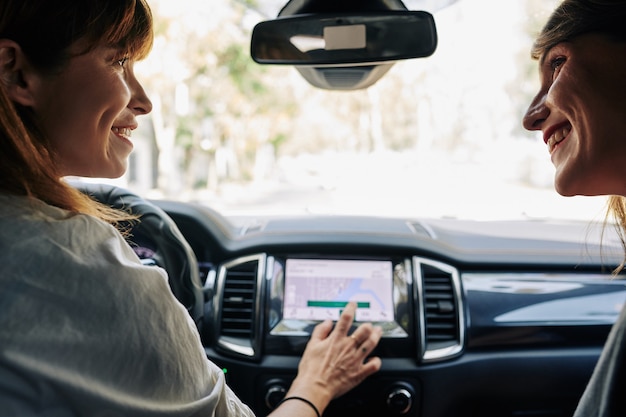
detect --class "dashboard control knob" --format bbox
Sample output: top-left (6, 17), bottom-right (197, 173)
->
top-left (386, 386), bottom-right (413, 414)
top-left (265, 383), bottom-right (287, 409)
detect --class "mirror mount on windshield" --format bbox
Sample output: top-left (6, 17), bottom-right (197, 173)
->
top-left (250, 0), bottom-right (437, 90)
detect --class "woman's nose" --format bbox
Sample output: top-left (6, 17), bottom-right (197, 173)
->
top-left (129, 74), bottom-right (153, 115)
top-left (523, 92), bottom-right (548, 131)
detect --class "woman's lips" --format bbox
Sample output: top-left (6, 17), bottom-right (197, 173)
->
top-left (546, 125), bottom-right (571, 154)
top-left (112, 126), bottom-right (132, 140)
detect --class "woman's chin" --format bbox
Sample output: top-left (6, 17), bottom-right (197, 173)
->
top-left (64, 162), bottom-right (128, 180)
top-left (102, 166), bottom-right (128, 179)
top-left (553, 176), bottom-right (578, 197)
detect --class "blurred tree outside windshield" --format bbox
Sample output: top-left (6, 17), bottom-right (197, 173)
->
top-left (122, 0), bottom-right (608, 222)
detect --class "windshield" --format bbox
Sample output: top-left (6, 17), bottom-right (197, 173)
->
top-left (111, 0), bottom-right (608, 222)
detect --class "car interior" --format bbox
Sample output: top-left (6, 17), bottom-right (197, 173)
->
top-left (72, 0), bottom-right (626, 416)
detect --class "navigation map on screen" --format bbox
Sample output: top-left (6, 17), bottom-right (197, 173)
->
top-left (283, 259), bottom-right (395, 322)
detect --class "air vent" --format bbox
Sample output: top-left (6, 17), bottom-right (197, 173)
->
top-left (215, 254), bottom-right (265, 359)
top-left (414, 257), bottom-right (464, 362)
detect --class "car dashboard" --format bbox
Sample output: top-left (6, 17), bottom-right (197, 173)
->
top-left (154, 198), bottom-right (625, 417)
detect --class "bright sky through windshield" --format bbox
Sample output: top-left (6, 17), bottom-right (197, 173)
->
top-left (126, 0), bottom-right (609, 223)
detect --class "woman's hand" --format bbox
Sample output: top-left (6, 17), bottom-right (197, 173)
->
top-left (278, 302), bottom-right (383, 416)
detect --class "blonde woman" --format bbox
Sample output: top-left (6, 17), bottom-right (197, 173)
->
top-left (523, 1), bottom-right (626, 415)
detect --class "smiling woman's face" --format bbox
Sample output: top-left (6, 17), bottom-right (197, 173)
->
top-left (523, 33), bottom-right (626, 197)
top-left (31, 42), bottom-right (152, 179)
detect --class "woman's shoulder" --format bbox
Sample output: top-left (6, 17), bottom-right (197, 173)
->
top-left (0, 193), bottom-right (156, 288)
top-left (0, 192), bottom-right (107, 225)
top-left (0, 193), bottom-right (122, 248)
top-left (0, 192), bottom-right (173, 331)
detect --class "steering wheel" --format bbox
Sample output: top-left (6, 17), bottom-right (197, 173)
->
top-left (70, 181), bottom-right (204, 328)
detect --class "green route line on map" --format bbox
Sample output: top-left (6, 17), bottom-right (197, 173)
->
top-left (307, 301), bottom-right (371, 308)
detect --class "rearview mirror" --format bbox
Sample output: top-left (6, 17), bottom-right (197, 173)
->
top-left (251, 11), bottom-right (437, 66)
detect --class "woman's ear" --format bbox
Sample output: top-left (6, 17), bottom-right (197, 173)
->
top-left (0, 39), bottom-right (37, 107)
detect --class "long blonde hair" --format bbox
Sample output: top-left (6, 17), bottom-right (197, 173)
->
top-left (0, 0), bottom-right (153, 223)
top-left (606, 196), bottom-right (626, 273)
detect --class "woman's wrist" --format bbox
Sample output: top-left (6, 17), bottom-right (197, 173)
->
top-left (283, 378), bottom-right (331, 416)
top-left (277, 396), bottom-right (321, 417)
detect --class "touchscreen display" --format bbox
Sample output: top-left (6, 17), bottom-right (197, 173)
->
top-left (283, 258), bottom-right (395, 322)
